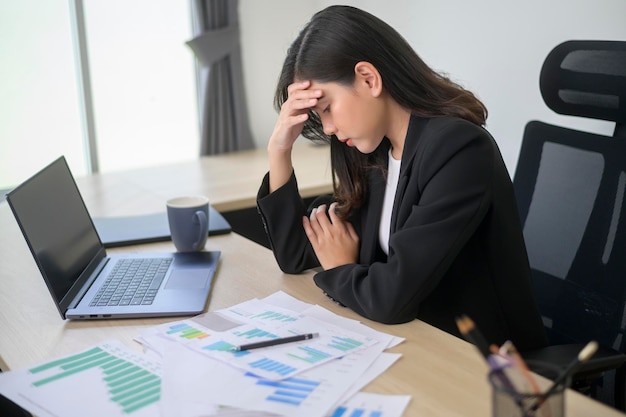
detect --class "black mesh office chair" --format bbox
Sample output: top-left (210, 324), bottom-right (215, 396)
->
top-left (513, 40), bottom-right (626, 409)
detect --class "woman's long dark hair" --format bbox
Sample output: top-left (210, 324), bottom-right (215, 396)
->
top-left (275, 5), bottom-right (487, 218)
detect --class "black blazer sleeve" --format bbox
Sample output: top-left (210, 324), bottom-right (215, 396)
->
top-left (257, 171), bottom-right (332, 273)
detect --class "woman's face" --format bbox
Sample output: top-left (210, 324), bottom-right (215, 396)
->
top-left (308, 79), bottom-right (387, 154)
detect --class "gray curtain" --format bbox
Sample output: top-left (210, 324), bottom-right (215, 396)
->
top-left (187, 0), bottom-right (254, 155)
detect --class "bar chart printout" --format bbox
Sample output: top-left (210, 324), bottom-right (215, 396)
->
top-left (0, 340), bottom-right (161, 417)
top-left (245, 372), bottom-right (321, 406)
top-left (166, 322), bottom-right (210, 340)
top-left (329, 392), bottom-right (411, 417)
top-left (188, 314), bottom-right (376, 381)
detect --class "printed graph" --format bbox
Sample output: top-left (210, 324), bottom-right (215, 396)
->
top-left (287, 345), bottom-right (333, 364)
top-left (251, 310), bottom-right (298, 322)
top-left (328, 336), bottom-right (363, 352)
top-left (245, 372), bottom-right (320, 406)
top-left (249, 358), bottom-right (297, 376)
top-left (233, 327), bottom-right (279, 340)
top-left (166, 322), bottom-right (210, 340)
top-left (330, 407), bottom-right (383, 417)
top-left (328, 392), bottom-right (411, 417)
top-left (203, 340), bottom-right (250, 358)
top-left (151, 300), bottom-right (377, 382)
top-left (0, 342), bottom-right (166, 417)
top-left (194, 324), bottom-right (374, 380)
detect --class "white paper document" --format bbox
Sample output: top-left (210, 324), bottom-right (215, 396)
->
top-left (141, 292), bottom-right (405, 417)
top-left (0, 340), bottom-right (161, 417)
top-left (0, 291), bottom-right (411, 417)
top-left (138, 298), bottom-right (381, 380)
top-left (158, 337), bottom-right (396, 417)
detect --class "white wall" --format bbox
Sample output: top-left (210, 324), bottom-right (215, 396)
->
top-left (239, 0), bottom-right (626, 174)
top-left (238, 0), bottom-right (318, 150)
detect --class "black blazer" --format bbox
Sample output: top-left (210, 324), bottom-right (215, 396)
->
top-left (257, 115), bottom-right (548, 351)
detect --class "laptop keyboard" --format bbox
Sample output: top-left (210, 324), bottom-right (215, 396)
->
top-left (89, 258), bottom-right (172, 307)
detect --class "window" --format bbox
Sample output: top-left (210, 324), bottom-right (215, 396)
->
top-left (0, 0), bottom-right (198, 190)
top-left (0, 1), bottom-right (85, 189)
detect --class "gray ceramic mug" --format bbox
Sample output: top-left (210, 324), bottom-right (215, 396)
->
top-left (166, 196), bottom-right (209, 252)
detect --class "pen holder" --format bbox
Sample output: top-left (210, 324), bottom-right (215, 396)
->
top-left (489, 364), bottom-right (568, 417)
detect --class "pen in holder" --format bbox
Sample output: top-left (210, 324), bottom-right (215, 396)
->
top-left (489, 363), bottom-right (569, 417)
top-left (456, 315), bottom-right (596, 417)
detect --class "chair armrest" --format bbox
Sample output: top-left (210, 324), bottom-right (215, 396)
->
top-left (523, 343), bottom-right (626, 380)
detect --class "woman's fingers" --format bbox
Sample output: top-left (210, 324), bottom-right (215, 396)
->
top-left (309, 204), bottom-right (356, 238)
top-left (283, 86), bottom-right (322, 113)
top-left (287, 80), bottom-right (311, 95)
top-left (272, 81), bottom-right (322, 147)
top-left (307, 205), bottom-right (326, 238)
top-left (303, 204), bottom-right (360, 270)
top-left (302, 215), bottom-right (315, 240)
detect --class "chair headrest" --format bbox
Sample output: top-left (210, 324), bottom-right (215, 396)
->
top-left (540, 40), bottom-right (626, 124)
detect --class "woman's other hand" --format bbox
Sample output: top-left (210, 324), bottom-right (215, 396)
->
top-left (303, 203), bottom-right (359, 270)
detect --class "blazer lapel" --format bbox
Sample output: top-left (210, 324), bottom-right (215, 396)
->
top-left (360, 165), bottom-right (387, 262)
top-left (389, 115), bottom-right (429, 234)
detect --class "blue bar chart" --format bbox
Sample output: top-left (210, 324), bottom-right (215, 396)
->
top-left (246, 372), bottom-right (321, 406)
top-left (328, 392), bottom-right (411, 417)
top-left (249, 358), bottom-right (297, 376)
top-left (330, 407), bottom-right (383, 417)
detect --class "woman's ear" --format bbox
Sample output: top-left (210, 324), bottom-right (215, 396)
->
top-left (354, 62), bottom-right (383, 97)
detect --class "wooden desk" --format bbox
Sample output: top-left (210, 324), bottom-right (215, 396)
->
top-left (77, 140), bottom-right (332, 216)
top-left (0, 150), bottom-right (623, 417)
top-left (78, 141), bottom-right (333, 247)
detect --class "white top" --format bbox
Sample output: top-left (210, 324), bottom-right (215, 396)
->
top-left (379, 148), bottom-right (402, 255)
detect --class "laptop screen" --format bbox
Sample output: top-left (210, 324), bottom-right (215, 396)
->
top-left (7, 157), bottom-right (102, 304)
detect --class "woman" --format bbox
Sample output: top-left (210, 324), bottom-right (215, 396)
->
top-left (256, 5), bottom-right (547, 351)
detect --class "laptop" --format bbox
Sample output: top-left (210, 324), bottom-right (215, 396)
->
top-left (5, 156), bottom-right (220, 320)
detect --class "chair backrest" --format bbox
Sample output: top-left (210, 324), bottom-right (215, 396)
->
top-left (539, 40), bottom-right (626, 134)
top-left (513, 40), bottom-right (626, 351)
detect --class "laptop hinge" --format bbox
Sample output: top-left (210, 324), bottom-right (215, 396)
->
top-left (62, 249), bottom-right (110, 311)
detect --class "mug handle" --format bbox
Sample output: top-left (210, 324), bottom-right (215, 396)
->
top-left (193, 210), bottom-right (208, 250)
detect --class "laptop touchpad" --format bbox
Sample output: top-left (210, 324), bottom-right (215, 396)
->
top-left (165, 269), bottom-right (210, 289)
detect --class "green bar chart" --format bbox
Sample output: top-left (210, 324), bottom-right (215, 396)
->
top-left (0, 341), bottom-right (162, 417)
top-left (251, 310), bottom-right (298, 322)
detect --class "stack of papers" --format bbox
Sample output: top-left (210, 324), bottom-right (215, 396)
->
top-left (0, 291), bottom-right (411, 417)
